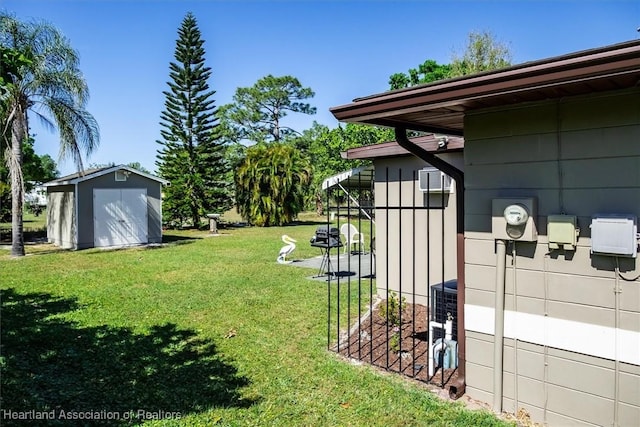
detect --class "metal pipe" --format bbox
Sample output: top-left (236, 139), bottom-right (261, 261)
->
top-left (428, 319), bottom-right (454, 377)
top-left (614, 258), bottom-right (621, 427)
top-left (493, 239), bottom-right (507, 413)
top-left (338, 182), bottom-right (374, 222)
top-left (512, 241), bottom-right (519, 412)
top-left (394, 127), bottom-right (466, 399)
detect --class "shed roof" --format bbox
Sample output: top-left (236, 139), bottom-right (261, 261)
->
top-left (44, 165), bottom-right (169, 187)
top-left (321, 165), bottom-right (374, 191)
top-left (330, 40), bottom-right (640, 135)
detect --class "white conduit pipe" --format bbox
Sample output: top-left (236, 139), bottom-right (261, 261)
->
top-left (493, 239), bottom-right (507, 414)
top-left (428, 318), bottom-right (453, 377)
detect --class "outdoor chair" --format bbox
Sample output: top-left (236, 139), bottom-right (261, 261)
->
top-left (340, 223), bottom-right (365, 254)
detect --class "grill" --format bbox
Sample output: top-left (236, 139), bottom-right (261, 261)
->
top-left (310, 226), bottom-right (342, 277)
top-left (310, 225), bottom-right (342, 248)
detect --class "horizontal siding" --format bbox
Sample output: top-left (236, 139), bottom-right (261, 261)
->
top-left (466, 157), bottom-right (640, 191)
top-left (466, 333), bottom-right (494, 367)
top-left (467, 331), bottom-right (639, 426)
top-left (619, 402), bottom-right (640, 427)
top-left (562, 157), bottom-right (640, 188)
top-left (466, 304), bottom-right (639, 364)
top-left (463, 90), bottom-right (640, 426)
top-left (465, 237), bottom-right (640, 294)
top-left (560, 125), bottom-right (640, 160)
top-left (467, 193), bottom-right (640, 232)
top-left (466, 162), bottom-right (559, 190)
top-left (372, 156), bottom-right (458, 303)
top-left (465, 263), bottom-right (496, 292)
top-left (465, 89), bottom-right (640, 140)
top-left (465, 125), bottom-right (640, 165)
top-left (466, 288), bottom-right (495, 308)
top-left (464, 132), bottom-right (559, 164)
top-left (547, 383), bottom-right (613, 427)
top-left (466, 361), bottom-right (493, 395)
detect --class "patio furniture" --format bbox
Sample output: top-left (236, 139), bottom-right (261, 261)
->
top-left (340, 223), bottom-right (365, 254)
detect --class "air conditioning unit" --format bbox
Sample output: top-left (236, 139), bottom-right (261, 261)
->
top-left (431, 280), bottom-right (457, 341)
top-left (419, 167), bottom-right (452, 192)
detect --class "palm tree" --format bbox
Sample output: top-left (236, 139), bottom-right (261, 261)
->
top-left (235, 143), bottom-right (311, 226)
top-left (1, 13), bottom-right (99, 256)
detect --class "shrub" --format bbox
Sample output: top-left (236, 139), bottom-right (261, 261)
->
top-left (379, 291), bottom-right (406, 327)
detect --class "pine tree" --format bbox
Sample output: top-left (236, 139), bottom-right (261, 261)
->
top-left (156, 12), bottom-right (232, 228)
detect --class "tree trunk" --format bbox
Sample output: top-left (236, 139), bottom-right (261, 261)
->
top-left (10, 105), bottom-right (25, 257)
top-left (315, 193), bottom-right (323, 216)
top-left (191, 204), bottom-right (200, 230)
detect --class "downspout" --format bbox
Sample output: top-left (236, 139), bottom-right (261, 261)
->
top-left (493, 239), bottom-right (507, 413)
top-left (394, 127), bottom-right (466, 399)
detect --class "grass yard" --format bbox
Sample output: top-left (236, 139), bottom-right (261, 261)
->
top-left (0, 222), bottom-right (510, 426)
top-left (0, 210), bottom-right (47, 243)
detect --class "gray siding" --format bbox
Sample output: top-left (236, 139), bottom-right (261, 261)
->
top-left (464, 88), bottom-right (640, 426)
top-left (47, 186), bottom-right (75, 249)
top-left (373, 154), bottom-right (462, 304)
top-left (467, 331), bottom-right (640, 427)
top-left (76, 171), bottom-right (163, 249)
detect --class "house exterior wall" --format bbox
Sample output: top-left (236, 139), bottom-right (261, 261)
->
top-left (47, 185), bottom-right (75, 249)
top-left (374, 153), bottom-right (462, 305)
top-left (75, 171), bottom-right (163, 249)
top-left (463, 88), bottom-right (640, 426)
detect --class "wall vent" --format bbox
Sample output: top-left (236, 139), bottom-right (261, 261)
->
top-left (115, 170), bottom-right (129, 182)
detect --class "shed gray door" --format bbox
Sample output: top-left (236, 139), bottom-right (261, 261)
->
top-left (93, 188), bottom-right (148, 247)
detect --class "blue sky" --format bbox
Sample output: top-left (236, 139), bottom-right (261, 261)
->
top-left (3, 0), bottom-right (639, 175)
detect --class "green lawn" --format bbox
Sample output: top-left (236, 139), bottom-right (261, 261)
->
top-left (0, 210), bottom-right (47, 243)
top-left (0, 222), bottom-right (510, 426)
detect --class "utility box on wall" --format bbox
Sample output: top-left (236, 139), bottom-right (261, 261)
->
top-left (590, 215), bottom-right (637, 258)
top-left (548, 215), bottom-right (579, 251)
top-left (492, 198), bottom-right (538, 241)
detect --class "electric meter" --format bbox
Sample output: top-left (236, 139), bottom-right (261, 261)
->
top-left (492, 198), bottom-right (538, 241)
top-left (504, 204), bottom-right (529, 226)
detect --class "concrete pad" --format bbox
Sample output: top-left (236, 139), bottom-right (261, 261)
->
top-left (287, 251), bottom-right (375, 281)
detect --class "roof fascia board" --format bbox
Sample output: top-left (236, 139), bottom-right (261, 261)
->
top-left (335, 66), bottom-right (639, 126)
top-left (44, 165), bottom-right (169, 186)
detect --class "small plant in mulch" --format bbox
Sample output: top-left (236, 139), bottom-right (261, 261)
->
top-left (389, 327), bottom-right (401, 353)
top-left (380, 292), bottom-right (407, 354)
top-left (379, 291), bottom-right (406, 327)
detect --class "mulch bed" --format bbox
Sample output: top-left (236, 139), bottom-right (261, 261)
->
top-left (335, 301), bottom-right (458, 388)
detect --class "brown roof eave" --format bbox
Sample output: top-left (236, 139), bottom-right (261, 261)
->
top-left (344, 136), bottom-right (464, 160)
top-left (330, 40), bottom-right (640, 125)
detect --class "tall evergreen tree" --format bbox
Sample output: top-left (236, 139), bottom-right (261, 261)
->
top-left (156, 12), bottom-right (232, 228)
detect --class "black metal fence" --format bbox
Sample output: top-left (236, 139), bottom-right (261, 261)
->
top-left (325, 167), bottom-right (458, 389)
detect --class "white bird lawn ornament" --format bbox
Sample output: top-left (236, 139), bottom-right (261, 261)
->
top-left (277, 235), bottom-right (297, 264)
